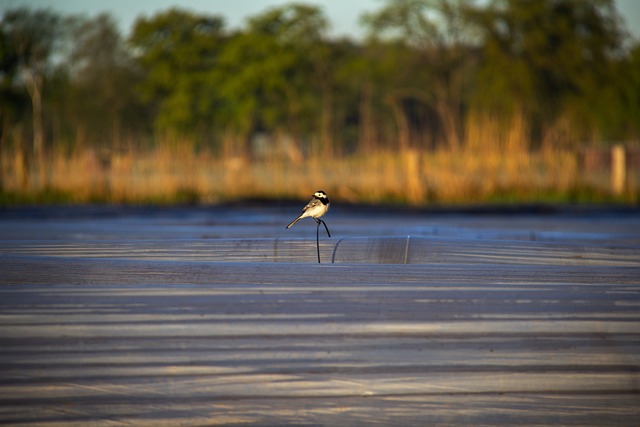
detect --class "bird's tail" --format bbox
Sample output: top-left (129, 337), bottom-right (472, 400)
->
top-left (286, 216), bottom-right (302, 229)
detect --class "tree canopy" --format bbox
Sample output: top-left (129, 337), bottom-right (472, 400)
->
top-left (1, 0), bottom-right (638, 161)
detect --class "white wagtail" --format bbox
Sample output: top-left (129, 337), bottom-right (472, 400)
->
top-left (286, 190), bottom-right (330, 232)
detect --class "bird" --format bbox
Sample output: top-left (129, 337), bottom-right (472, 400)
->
top-left (286, 190), bottom-right (330, 230)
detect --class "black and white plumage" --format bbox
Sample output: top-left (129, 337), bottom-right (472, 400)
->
top-left (286, 190), bottom-right (330, 229)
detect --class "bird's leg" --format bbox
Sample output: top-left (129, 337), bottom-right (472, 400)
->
top-left (315, 219), bottom-right (321, 263)
top-left (320, 219), bottom-right (331, 238)
top-left (314, 218), bottom-right (330, 263)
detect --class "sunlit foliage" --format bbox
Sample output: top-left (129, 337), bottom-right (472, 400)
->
top-left (0, 1), bottom-right (638, 203)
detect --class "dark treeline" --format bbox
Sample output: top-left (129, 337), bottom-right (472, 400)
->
top-left (1, 0), bottom-right (639, 172)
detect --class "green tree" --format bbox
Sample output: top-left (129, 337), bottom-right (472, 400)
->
top-left (619, 43), bottom-right (640, 139)
top-left (471, 0), bottom-right (626, 147)
top-left (0, 22), bottom-right (27, 189)
top-left (211, 4), bottom-right (330, 155)
top-left (129, 8), bottom-right (227, 142)
top-left (1, 7), bottom-right (66, 186)
top-left (362, 0), bottom-right (477, 150)
top-left (0, 19), bottom-right (21, 139)
top-left (65, 13), bottom-right (142, 149)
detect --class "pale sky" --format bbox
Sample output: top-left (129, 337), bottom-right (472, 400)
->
top-left (1, 0), bottom-right (639, 40)
top-left (0, 0), bottom-right (380, 39)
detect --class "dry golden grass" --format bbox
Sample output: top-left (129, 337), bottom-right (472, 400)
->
top-left (0, 141), bottom-right (634, 205)
top-left (2, 106), bottom-right (637, 205)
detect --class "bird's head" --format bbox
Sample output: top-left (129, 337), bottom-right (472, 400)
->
top-left (314, 190), bottom-right (328, 199)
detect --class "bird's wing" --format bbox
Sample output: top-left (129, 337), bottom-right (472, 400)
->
top-left (302, 198), bottom-right (320, 212)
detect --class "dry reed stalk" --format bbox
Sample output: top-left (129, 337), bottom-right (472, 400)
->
top-left (0, 137), bottom-right (631, 204)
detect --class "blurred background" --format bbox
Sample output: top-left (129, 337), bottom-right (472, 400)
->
top-left (1, 0), bottom-right (639, 206)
